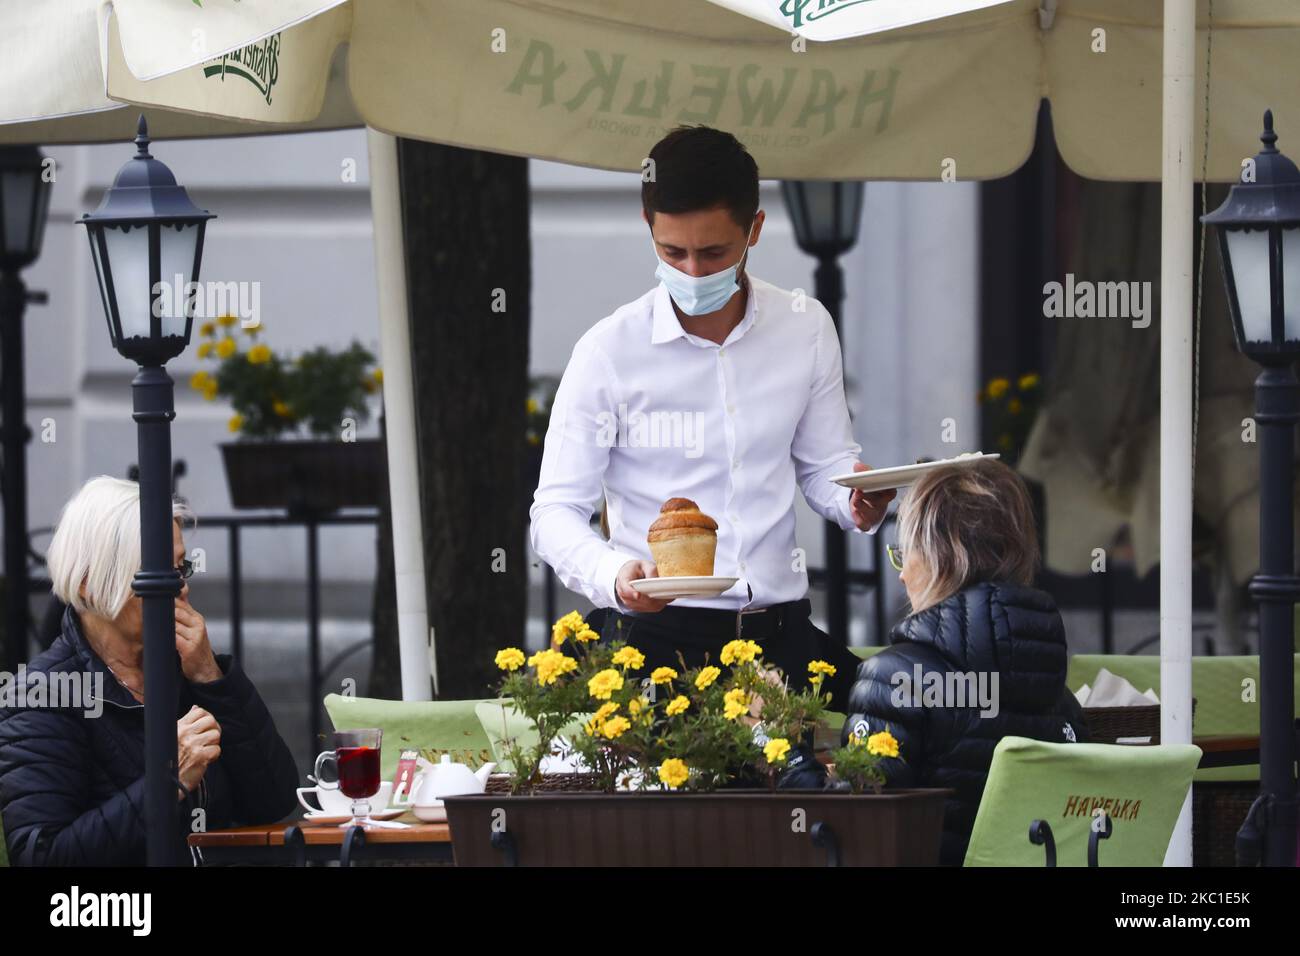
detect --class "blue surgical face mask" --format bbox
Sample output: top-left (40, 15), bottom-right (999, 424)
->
top-left (654, 221), bottom-right (756, 316)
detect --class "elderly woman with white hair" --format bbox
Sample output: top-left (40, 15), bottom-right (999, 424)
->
top-left (0, 477), bottom-right (297, 866)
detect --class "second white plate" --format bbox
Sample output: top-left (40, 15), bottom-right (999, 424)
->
top-left (830, 453), bottom-right (1000, 494)
top-left (630, 576), bottom-right (739, 600)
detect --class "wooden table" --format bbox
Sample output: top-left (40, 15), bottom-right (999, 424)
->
top-left (189, 812), bottom-right (453, 866)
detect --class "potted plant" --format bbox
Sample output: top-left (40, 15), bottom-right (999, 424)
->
top-left (442, 613), bottom-right (951, 867)
top-left (190, 316), bottom-right (385, 514)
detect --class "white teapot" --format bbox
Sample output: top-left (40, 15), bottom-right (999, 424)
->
top-left (396, 754), bottom-right (496, 822)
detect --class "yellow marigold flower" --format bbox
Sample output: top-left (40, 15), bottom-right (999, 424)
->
top-left (601, 715), bottom-right (631, 739)
top-left (588, 668), bottom-right (624, 701)
top-left (628, 697), bottom-right (643, 716)
top-left (550, 611), bottom-right (585, 646)
top-left (528, 648), bottom-right (577, 686)
top-left (372, 368), bottom-right (383, 384)
top-left (217, 314), bottom-right (237, 328)
top-left (227, 414), bottom-right (243, 433)
top-left (584, 702), bottom-right (619, 736)
top-left (574, 625), bottom-right (600, 643)
top-left (202, 380), bottom-right (218, 401)
top-left (494, 648), bottom-right (525, 671)
top-left (867, 730), bottom-right (900, 759)
top-left (612, 646), bottom-right (645, 671)
top-left (273, 399), bottom-right (291, 418)
top-left (1018, 372), bottom-right (1040, 391)
top-left (651, 666), bottom-right (677, 685)
top-left (1007, 397), bottom-right (1023, 415)
top-left (665, 695), bottom-right (690, 717)
top-left (196, 341), bottom-right (214, 359)
top-left (526, 397), bottom-right (539, 414)
top-left (216, 337), bottom-right (237, 359)
top-left (764, 738), bottom-right (791, 764)
top-left (189, 370), bottom-right (211, 391)
top-left (808, 660), bottom-right (837, 678)
top-left (199, 321), bottom-right (216, 338)
top-left (986, 377), bottom-right (1010, 399)
top-left (848, 732), bottom-right (864, 747)
top-left (723, 688), bottom-right (749, 721)
top-left (695, 666), bottom-right (721, 691)
top-left (721, 639), bottom-right (762, 666)
top-left (247, 343), bottom-right (272, 365)
top-left (659, 758), bottom-right (689, 789)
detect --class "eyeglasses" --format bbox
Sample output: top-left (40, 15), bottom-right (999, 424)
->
top-left (886, 543), bottom-right (905, 573)
top-left (176, 558), bottom-right (196, 580)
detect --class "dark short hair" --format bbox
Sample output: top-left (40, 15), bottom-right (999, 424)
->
top-left (642, 126), bottom-right (759, 231)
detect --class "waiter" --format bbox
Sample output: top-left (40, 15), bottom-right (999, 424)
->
top-left (530, 126), bottom-right (893, 712)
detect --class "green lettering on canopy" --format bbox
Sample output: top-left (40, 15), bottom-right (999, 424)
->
top-left (736, 65), bottom-right (798, 128)
top-left (564, 50), bottom-right (626, 113)
top-left (506, 39), bottom-right (568, 108)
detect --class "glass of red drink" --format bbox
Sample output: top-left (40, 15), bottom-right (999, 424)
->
top-left (315, 728), bottom-right (383, 828)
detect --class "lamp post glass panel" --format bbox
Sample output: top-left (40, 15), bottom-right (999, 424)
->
top-left (1202, 109), bottom-right (1300, 866)
top-left (780, 180), bottom-right (865, 646)
top-left (79, 116), bottom-right (215, 866)
top-left (0, 145), bottom-right (52, 674)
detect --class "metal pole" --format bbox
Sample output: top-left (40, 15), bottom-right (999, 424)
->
top-left (1251, 363), bottom-right (1299, 865)
top-left (307, 518), bottom-right (321, 755)
top-left (814, 256), bottom-right (849, 646)
top-left (131, 364), bottom-right (182, 866)
top-left (1159, 0), bottom-right (1197, 866)
top-left (0, 271), bottom-right (33, 672)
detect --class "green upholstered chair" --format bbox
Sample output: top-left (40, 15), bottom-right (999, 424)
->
top-left (475, 701), bottom-right (592, 773)
top-left (1066, 654), bottom-right (1300, 782)
top-left (964, 736), bottom-right (1202, 866)
top-left (322, 695), bottom-right (501, 779)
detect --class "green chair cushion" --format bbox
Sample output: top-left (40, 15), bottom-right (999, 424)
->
top-left (322, 694), bottom-right (501, 779)
top-left (964, 735), bottom-right (1202, 867)
top-left (1066, 654), bottom-right (1300, 782)
top-left (475, 701), bottom-right (589, 773)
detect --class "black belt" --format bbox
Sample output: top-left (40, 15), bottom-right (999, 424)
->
top-left (628, 599), bottom-right (810, 640)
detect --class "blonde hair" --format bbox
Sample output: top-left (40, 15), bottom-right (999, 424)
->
top-left (896, 458), bottom-right (1038, 613)
top-left (47, 476), bottom-right (195, 620)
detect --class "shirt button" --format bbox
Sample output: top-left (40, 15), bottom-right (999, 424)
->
top-left (740, 562), bottom-right (748, 572)
top-left (726, 404), bottom-right (736, 414)
top-left (732, 460), bottom-right (741, 471)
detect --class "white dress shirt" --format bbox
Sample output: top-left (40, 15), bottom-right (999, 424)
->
top-left (530, 273), bottom-right (873, 612)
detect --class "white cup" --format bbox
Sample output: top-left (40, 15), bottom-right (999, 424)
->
top-left (297, 780), bottom-right (392, 816)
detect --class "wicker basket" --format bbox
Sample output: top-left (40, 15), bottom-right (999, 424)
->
top-left (1192, 782), bottom-right (1259, 867)
top-left (1081, 700), bottom-right (1197, 745)
top-left (484, 772), bottom-right (606, 794)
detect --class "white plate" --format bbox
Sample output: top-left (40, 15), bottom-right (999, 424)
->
top-left (629, 576), bottom-right (739, 600)
top-left (829, 453), bottom-right (1000, 493)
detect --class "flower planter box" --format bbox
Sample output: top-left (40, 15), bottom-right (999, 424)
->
top-left (220, 439), bottom-right (384, 514)
top-left (442, 788), bottom-right (951, 867)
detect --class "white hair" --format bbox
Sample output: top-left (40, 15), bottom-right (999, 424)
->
top-left (47, 476), bottom-right (195, 620)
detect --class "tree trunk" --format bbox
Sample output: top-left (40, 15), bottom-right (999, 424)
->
top-left (366, 139), bottom-right (531, 701)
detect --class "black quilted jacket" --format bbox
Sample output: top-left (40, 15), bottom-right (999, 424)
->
top-left (0, 607), bottom-right (298, 866)
top-left (841, 581), bottom-right (1086, 865)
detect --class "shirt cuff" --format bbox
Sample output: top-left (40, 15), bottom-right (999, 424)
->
top-left (595, 548), bottom-right (641, 611)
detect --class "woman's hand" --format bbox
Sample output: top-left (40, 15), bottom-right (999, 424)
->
top-left (175, 597), bottom-right (221, 684)
top-left (176, 706), bottom-right (221, 798)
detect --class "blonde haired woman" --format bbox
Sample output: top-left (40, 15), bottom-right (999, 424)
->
top-left (841, 458), bottom-right (1086, 865)
top-left (0, 477), bottom-right (297, 865)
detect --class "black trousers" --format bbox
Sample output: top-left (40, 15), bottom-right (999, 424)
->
top-left (589, 600), bottom-right (862, 714)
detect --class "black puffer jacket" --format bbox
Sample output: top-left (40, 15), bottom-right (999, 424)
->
top-left (842, 582), bottom-right (1086, 865)
top-left (0, 607), bottom-right (298, 866)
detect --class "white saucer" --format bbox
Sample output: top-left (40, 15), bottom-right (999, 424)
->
top-left (301, 807), bottom-right (406, 826)
top-left (630, 576), bottom-right (739, 600)
top-left (830, 453), bottom-right (1000, 493)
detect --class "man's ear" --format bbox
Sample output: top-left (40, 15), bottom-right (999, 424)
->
top-left (749, 209), bottom-right (766, 245)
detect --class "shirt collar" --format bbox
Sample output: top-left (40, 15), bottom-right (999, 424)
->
top-left (651, 273), bottom-right (758, 347)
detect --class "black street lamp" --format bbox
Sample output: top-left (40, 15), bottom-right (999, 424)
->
top-left (79, 116), bottom-right (214, 866)
top-left (1202, 109), bottom-right (1300, 867)
top-left (781, 180), bottom-right (865, 648)
top-left (0, 144), bottom-right (52, 674)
